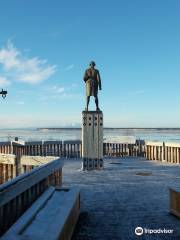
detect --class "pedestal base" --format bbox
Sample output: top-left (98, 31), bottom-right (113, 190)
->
top-left (82, 158), bottom-right (103, 171)
top-left (82, 111), bottom-right (103, 171)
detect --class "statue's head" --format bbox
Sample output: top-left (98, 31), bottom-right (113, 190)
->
top-left (89, 61), bottom-right (96, 68)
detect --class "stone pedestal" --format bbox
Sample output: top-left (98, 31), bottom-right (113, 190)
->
top-left (82, 111), bottom-right (103, 170)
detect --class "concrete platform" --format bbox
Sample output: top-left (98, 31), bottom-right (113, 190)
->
top-left (62, 157), bottom-right (180, 240)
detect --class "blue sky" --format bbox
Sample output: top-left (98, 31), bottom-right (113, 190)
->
top-left (0, 0), bottom-right (180, 128)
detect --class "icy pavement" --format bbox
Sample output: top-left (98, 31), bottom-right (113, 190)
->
top-left (62, 157), bottom-right (180, 240)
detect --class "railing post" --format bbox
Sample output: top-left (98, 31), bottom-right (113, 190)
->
top-left (13, 145), bottom-right (21, 176)
top-left (162, 142), bottom-right (165, 161)
top-left (177, 147), bottom-right (180, 164)
top-left (12, 141), bottom-right (25, 177)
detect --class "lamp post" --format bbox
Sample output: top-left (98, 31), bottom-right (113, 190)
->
top-left (0, 89), bottom-right (7, 99)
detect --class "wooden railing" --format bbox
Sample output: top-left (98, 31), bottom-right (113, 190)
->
top-left (0, 154), bottom-right (59, 185)
top-left (1, 140), bottom-right (180, 164)
top-left (0, 154), bottom-right (16, 184)
top-left (145, 141), bottom-right (180, 164)
top-left (0, 158), bottom-right (63, 236)
top-left (0, 140), bottom-right (81, 184)
top-left (0, 140), bottom-right (179, 183)
top-left (103, 142), bottom-right (141, 157)
top-left (0, 140), bottom-right (82, 158)
top-left (0, 142), bottom-right (12, 154)
top-left (0, 140), bottom-right (145, 185)
top-left (0, 140), bottom-right (143, 158)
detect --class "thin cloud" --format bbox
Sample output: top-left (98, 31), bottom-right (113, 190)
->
top-left (0, 76), bottom-right (10, 87)
top-left (51, 85), bottom-right (65, 93)
top-left (57, 87), bottom-right (65, 93)
top-left (51, 92), bottom-right (82, 99)
top-left (39, 84), bottom-right (82, 102)
top-left (65, 64), bottom-right (74, 71)
top-left (0, 40), bottom-right (56, 84)
top-left (128, 90), bottom-right (145, 95)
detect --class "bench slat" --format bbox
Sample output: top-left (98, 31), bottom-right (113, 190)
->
top-left (2, 187), bottom-right (80, 240)
top-left (0, 159), bottom-right (63, 207)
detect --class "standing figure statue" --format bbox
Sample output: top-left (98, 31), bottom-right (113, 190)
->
top-left (83, 61), bottom-right (102, 111)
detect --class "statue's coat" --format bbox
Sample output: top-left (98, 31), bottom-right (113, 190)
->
top-left (83, 68), bottom-right (102, 97)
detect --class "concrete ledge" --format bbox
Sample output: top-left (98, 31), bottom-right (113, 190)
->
top-left (21, 155), bottom-right (59, 166)
top-left (0, 154), bottom-right (15, 164)
top-left (2, 186), bottom-right (80, 240)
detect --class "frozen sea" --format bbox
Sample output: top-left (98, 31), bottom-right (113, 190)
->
top-left (1, 128), bottom-right (180, 143)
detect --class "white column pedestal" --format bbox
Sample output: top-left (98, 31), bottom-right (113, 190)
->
top-left (82, 111), bottom-right (103, 170)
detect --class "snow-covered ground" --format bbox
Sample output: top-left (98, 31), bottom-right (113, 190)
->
top-left (62, 157), bottom-right (180, 240)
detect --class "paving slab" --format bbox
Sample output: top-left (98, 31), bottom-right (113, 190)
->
top-left (62, 157), bottom-right (180, 240)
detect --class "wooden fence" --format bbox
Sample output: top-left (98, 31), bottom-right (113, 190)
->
top-left (0, 140), bottom-right (82, 158)
top-left (0, 142), bottom-right (12, 155)
top-left (0, 154), bottom-right (16, 184)
top-left (103, 142), bottom-right (141, 157)
top-left (0, 154), bottom-right (60, 185)
top-left (0, 140), bottom-right (142, 158)
top-left (145, 141), bottom-right (180, 164)
top-left (0, 158), bottom-right (63, 236)
top-left (0, 140), bottom-right (144, 185)
top-left (0, 140), bottom-right (179, 186)
top-left (0, 140), bottom-right (81, 184)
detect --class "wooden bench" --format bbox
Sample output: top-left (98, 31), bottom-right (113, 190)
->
top-left (0, 159), bottom-right (63, 236)
top-left (169, 188), bottom-right (180, 218)
top-left (1, 186), bottom-right (80, 240)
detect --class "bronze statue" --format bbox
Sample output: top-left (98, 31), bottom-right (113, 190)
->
top-left (83, 61), bottom-right (102, 111)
